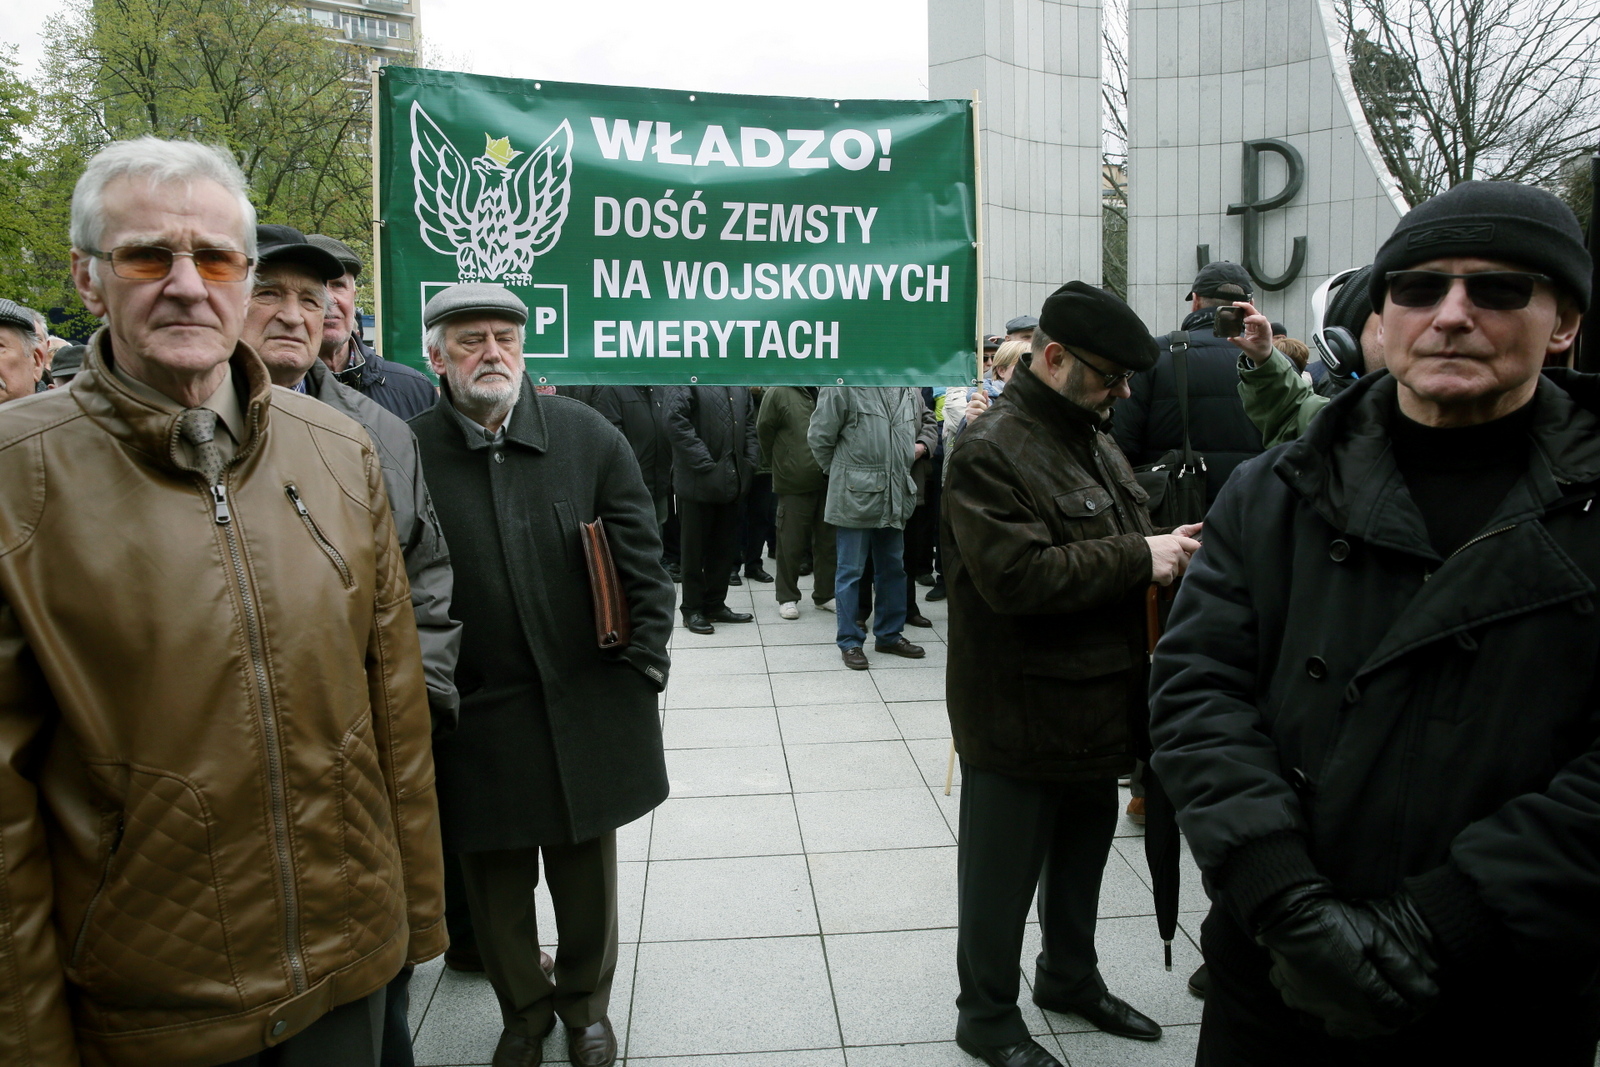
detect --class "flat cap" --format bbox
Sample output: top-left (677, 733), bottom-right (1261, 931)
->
top-left (423, 283), bottom-right (529, 327)
top-left (1004, 314), bottom-right (1039, 333)
top-left (1189, 260), bottom-right (1253, 301)
top-left (256, 224), bottom-right (344, 281)
top-left (1039, 281), bottom-right (1159, 372)
top-left (307, 234), bottom-right (362, 278)
top-left (983, 334), bottom-right (1004, 351)
top-left (0, 298), bottom-right (35, 336)
top-left (51, 344), bottom-right (86, 380)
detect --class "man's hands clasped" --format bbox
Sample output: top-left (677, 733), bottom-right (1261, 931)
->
top-left (1254, 883), bottom-right (1441, 1039)
top-left (1146, 522), bottom-right (1203, 585)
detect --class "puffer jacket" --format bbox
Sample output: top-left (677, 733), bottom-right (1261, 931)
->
top-left (0, 334), bottom-right (446, 1067)
top-left (306, 360), bottom-right (460, 732)
top-left (663, 386), bottom-right (759, 504)
top-left (807, 387), bottom-right (937, 529)
top-left (756, 386), bottom-right (825, 496)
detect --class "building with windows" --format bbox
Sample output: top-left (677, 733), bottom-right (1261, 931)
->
top-left (303, 0), bottom-right (419, 65)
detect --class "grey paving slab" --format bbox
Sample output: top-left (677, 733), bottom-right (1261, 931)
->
top-left (826, 927), bottom-right (1052, 1046)
top-left (616, 813), bottom-right (652, 863)
top-left (629, 1052), bottom-right (846, 1067)
top-left (1113, 835), bottom-right (1211, 914)
top-left (846, 1037), bottom-right (1067, 1066)
top-left (671, 621), bottom-right (765, 647)
top-left (628, 936), bottom-right (840, 1057)
top-left (777, 701), bottom-right (901, 745)
top-left (662, 705), bottom-right (782, 750)
top-left (1057, 1023), bottom-right (1199, 1066)
top-left (409, 955), bottom-right (446, 1039)
top-left (869, 666), bottom-right (947, 703)
top-left (886, 700), bottom-right (951, 740)
top-left (907, 736), bottom-right (962, 792)
top-left (667, 645), bottom-right (770, 677)
top-left (770, 669), bottom-right (882, 706)
top-left (664, 744), bottom-right (790, 797)
top-left (640, 854), bottom-right (819, 941)
top-left (866, 638), bottom-right (949, 668)
top-left (794, 786), bottom-right (956, 853)
top-left (649, 793), bottom-right (804, 860)
top-left (808, 846), bottom-right (957, 933)
top-left (1030, 916), bottom-right (1205, 1033)
top-left (763, 641), bottom-right (858, 674)
top-left (753, 618), bottom-right (844, 644)
top-left (663, 672), bottom-right (774, 710)
top-left (785, 740), bottom-right (925, 793)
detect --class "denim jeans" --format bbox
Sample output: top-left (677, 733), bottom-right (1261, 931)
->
top-left (834, 526), bottom-right (907, 649)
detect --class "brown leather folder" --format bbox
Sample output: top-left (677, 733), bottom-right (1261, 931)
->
top-left (581, 517), bottom-right (632, 649)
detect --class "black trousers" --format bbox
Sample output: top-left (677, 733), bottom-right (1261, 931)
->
top-left (678, 498), bottom-right (742, 617)
top-left (955, 763), bottom-right (1118, 1045)
top-left (904, 491), bottom-right (939, 581)
top-left (379, 968), bottom-right (414, 1067)
top-left (739, 472), bottom-right (776, 571)
top-left (213, 989), bottom-right (385, 1067)
top-left (1197, 904), bottom-right (1600, 1066)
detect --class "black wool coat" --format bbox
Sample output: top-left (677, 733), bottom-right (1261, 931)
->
top-left (410, 380), bottom-right (673, 849)
top-left (1151, 371), bottom-right (1600, 980)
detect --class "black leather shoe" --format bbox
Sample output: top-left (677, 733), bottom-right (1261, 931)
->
top-left (705, 607), bottom-right (754, 623)
top-left (684, 613), bottom-right (715, 635)
top-left (444, 943), bottom-right (484, 972)
top-left (926, 584), bottom-right (947, 601)
top-left (954, 1031), bottom-right (1064, 1067)
top-left (567, 1017), bottom-right (617, 1066)
top-left (666, 563), bottom-right (681, 583)
top-left (745, 566), bottom-right (774, 583)
top-left (914, 572), bottom-right (936, 586)
top-left (906, 613), bottom-right (934, 628)
top-left (492, 1029), bottom-right (544, 1067)
top-left (874, 638), bottom-right (926, 659)
top-left (728, 571), bottom-right (743, 586)
top-left (1188, 963), bottom-right (1208, 999)
top-left (1032, 990), bottom-right (1162, 1041)
top-left (799, 560), bottom-right (814, 576)
top-left (842, 647), bottom-right (869, 670)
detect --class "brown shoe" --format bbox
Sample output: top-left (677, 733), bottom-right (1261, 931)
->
top-left (444, 943), bottom-right (484, 972)
top-left (491, 1029), bottom-right (544, 1067)
top-left (1126, 796), bottom-right (1146, 824)
top-left (540, 950), bottom-right (554, 979)
top-left (568, 1017), bottom-right (618, 1067)
top-left (873, 638), bottom-right (926, 659)
top-left (842, 646), bottom-right (869, 670)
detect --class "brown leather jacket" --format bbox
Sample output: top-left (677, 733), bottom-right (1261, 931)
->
top-left (942, 365), bottom-right (1155, 780)
top-left (0, 335), bottom-right (445, 1067)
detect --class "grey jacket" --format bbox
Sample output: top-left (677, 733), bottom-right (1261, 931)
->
top-left (807, 387), bottom-right (937, 530)
top-left (306, 360), bottom-right (461, 730)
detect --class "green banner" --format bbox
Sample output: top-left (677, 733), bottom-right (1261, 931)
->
top-left (376, 67), bottom-right (977, 386)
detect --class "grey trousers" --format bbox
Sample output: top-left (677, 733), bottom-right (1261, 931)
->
top-left (213, 988), bottom-right (385, 1067)
top-left (458, 833), bottom-right (619, 1037)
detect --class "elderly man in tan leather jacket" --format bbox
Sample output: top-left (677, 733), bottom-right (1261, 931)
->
top-left (0, 137), bottom-right (445, 1067)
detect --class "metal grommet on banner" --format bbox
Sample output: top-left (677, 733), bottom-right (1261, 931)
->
top-left (534, 82), bottom-right (541, 90)
top-left (836, 378), bottom-right (844, 384)
top-left (537, 376), bottom-right (548, 384)
top-left (689, 94), bottom-right (696, 101)
top-left (689, 376), bottom-right (698, 383)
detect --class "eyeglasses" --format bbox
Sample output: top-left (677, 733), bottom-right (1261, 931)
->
top-left (1068, 349), bottom-right (1137, 389)
top-left (85, 245), bottom-right (254, 282)
top-left (1384, 270), bottom-right (1552, 311)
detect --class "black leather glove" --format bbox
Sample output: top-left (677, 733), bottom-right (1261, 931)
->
top-left (1254, 883), bottom-right (1441, 1039)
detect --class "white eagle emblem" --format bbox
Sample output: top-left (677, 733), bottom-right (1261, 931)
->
top-left (409, 101), bottom-right (573, 282)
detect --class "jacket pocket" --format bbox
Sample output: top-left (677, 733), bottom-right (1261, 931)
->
top-left (553, 499), bottom-right (582, 571)
top-left (68, 771), bottom-right (242, 1012)
top-left (1019, 642), bottom-right (1135, 759)
top-left (1054, 486), bottom-right (1119, 538)
top-left (286, 484), bottom-right (354, 588)
top-left (845, 468), bottom-right (887, 495)
top-left (337, 718), bottom-right (405, 961)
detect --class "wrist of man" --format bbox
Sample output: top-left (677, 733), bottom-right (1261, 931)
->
top-left (1216, 830), bottom-right (1326, 931)
top-left (1403, 861), bottom-right (1499, 969)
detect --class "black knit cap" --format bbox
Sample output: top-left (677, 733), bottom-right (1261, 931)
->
top-left (1370, 181), bottom-right (1592, 311)
top-left (1038, 281), bottom-right (1159, 372)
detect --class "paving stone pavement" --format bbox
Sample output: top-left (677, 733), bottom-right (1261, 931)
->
top-left (405, 571), bottom-right (1207, 1066)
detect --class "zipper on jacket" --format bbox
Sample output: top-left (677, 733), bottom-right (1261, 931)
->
top-left (1422, 524), bottom-right (1517, 581)
top-left (211, 485), bottom-right (232, 524)
top-left (70, 813), bottom-right (125, 966)
top-left (216, 477), bottom-right (309, 995)
top-left (286, 484), bottom-right (354, 589)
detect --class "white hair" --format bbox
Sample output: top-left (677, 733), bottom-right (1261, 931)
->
top-left (425, 319), bottom-right (525, 358)
top-left (71, 137), bottom-right (257, 261)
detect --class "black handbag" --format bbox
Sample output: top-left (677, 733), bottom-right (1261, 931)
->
top-left (1134, 331), bottom-right (1208, 528)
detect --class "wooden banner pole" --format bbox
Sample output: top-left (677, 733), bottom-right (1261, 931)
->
top-left (369, 61), bottom-right (384, 358)
top-left (971, 89), bottom-right (985, 385)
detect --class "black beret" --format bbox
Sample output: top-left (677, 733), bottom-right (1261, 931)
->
top-left (1038, 281), bottom-right (1159, 372)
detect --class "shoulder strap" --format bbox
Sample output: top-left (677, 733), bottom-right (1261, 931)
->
top-left (1168, 331), bottom-right (1197, 469)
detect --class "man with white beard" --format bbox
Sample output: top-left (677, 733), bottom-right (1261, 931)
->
top-left (408, 283), bottom-right (673, 1067)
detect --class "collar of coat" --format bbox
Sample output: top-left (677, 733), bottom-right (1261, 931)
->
top-left (74, 327), bottom-right (274, 475)
top-left (435, 373), bottom-right (548, 453)
top-left (1275, 368), bottom-right (1600, 557)
top-left (1005, 361), bottom-right (1109, 441)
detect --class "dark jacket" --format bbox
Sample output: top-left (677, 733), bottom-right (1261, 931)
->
top-left (1150, 371), bottom-right (1600, 977)
top-left (306, 360), bottom-right (461, 730)
top-left (1112, 307), bottom-right (1265, 506)
top-left (333, 333), bottom-right (438, 422)
top-left (757, 386), bottom-right (826, 495)
top-left (943, 366), bottom-right (1155, 781)
top-left (410, 379), bottom-right (673, 849)
top-left (591, 386), bottom-right (674, 501)
top-left (664, 386), bottom-right (759, 504)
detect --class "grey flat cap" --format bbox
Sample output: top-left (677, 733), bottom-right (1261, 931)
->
top-left (1004, 314), bottom-right (1039, 332)
top-left (0, 298), bottom-right (34, 335)
top-left (51, 344), bottom-right (86, 379)
top-left (423, 283), bottom-right (528, 327)
top-left (307, 234), bottom-right (362, 278)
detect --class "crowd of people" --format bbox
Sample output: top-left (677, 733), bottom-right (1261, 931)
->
top-left (0, 130), bottom-right (1595, 1067)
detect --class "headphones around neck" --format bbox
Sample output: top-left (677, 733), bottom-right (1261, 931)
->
top-left (1311, 268), bottom-right (1364, 380)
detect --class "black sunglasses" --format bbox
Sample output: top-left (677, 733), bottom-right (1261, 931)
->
top-left (1067, 348), bottom-right (1136, 388)
top-left (1384, 270), bottom-right (1552, 311)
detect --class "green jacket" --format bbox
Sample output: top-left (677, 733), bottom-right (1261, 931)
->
top-left (807, 386), bottom-right (937, 530)
top-left (757, 386), bottom-right (826, 495)
top-left (1237, 350), bottom-right (1329, 447)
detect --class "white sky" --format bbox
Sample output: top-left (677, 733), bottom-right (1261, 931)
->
top-left (1, 0), bottom-right (932, 99)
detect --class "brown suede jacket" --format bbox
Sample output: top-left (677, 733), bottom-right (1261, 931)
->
top-left (942, 365), bottom-right (1156, 780)
top-left (0, 334), bottom-right (445, 1066)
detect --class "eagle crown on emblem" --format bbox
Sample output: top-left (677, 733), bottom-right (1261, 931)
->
top-left (410, 102), bottom-right (573, 282)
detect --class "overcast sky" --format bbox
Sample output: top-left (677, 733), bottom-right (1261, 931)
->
top-left (1, 0), bottom-right (931, 99)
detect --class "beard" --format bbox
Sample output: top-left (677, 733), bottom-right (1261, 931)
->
top-left (447, 359), bottom-right (521, 421)
top-left (1062, 367), bottom-right (1117, 418)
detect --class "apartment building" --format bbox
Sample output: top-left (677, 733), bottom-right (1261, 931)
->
top-left (303, 0), bottom-right (420, 64)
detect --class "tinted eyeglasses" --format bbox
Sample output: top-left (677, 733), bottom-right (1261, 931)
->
top-left (86, 245), bottom-right (254, 282)
top-left (1384, 270), bottom-right (1552, 311)
top-left (1068, 349), bottom-right (1136, 389)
